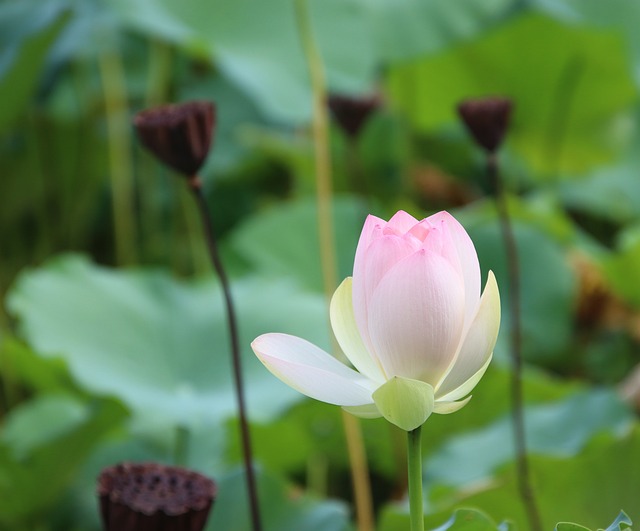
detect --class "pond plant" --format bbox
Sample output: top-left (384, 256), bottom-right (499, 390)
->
top-left (0, 1), bottom-right (639, 530)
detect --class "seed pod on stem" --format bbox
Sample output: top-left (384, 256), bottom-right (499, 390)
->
top-left (457, 97), bottom-right (512, 154)
top-left (133, 101), bottom-right (262, 531)
top-left (328, 93), bottom-right (381, 140)
top-left (133, 101), bottom-right (215, 177)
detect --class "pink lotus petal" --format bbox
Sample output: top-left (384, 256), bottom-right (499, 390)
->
top-left (426, 212), bottom-right (481, 328)
top-left (367, 250), bottom-right (466, 385)
top-left (387, 210), bottom-right (420, 233)
top-left (352, 234), bottom-right (421, 354)
top-left (353, 214), bottom-right (386, 269)
top-left (421, 217), bottom-right (464, 281)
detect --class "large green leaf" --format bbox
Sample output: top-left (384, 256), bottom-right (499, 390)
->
top-left (110, 0), bottom-right (376, 123)
top-left (231, 196), bottom-right (366, 292)
top-left (556, 515), bottom-right (633, 531)
top-left (0, 335), bottom-right (77, 395)
top-left (466, 215), bottom-right (577, 364)
top-left (426, 389), bottom-right (632, 487)
top-left (386, 13), bottom-right (637, 174)
top-left (364, 0), bottom-right (513, 62)
top-left (601, 224), bottom-right (640, 308)
top-left (0, 395), bottom-right (127, 526)
top-left (533, 0), bottom-right (640, 87)
top-left (379, 507), bottom-right (506, 531)
top-left (0, 4), bottom-right (69, 131)
top-left (432, 427), bottom-right (640, 529)
top-left (556, 523), bottom-right (592, 531)
top-left (207, 467), bottom-right (352, 531)
top-left (604, 511), bottom-right (633, 531)
top-left (558, 150), bottom-right (640, 225)
top-left (7, 254), bottom-right (331, 431)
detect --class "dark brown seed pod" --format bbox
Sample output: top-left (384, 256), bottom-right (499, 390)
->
top-left (457, 97), bottom-right (513, 153)
top-left (97, 462), bottom-right (217, 531)
top-left (328, 93), bottom-right (382, 139)
top-left (134, 101), bottom-right (215, 176)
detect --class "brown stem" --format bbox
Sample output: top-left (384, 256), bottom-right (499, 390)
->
top-left (346, 137), bottom-right (368, 199)
top-left (187, 175), bottom-right (262, 531)
top-left (488, 154), bottom-right (542, 531)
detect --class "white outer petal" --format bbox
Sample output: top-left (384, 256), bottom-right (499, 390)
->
top-left (435, 270), bottom-right (500, 400)
top-left (342, 403), bottom-right (383, 419)
top-left (330, 278), bottom-right (386, 383)
top-left (433, 395), bottom-right (472, 414)
top-left (437, 355), bottom-right (492, 403)
top-left (252, 333), bottom-right (376, 406)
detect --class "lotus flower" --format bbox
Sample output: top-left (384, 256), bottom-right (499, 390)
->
top-left (251, 211), bottom-right (500, 431)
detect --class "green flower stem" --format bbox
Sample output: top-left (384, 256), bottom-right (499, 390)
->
top-left (140, 39), bottom-right (173, 265)
top-left (187, 176), bottom-right (262, 531)
top-left (98, 50), bottom-right (137, 266)
top-left (294, 0), bottom-right (337, 295)
top-left (407, 426), bottom-right (424, 531)
top-left (145, 39), bottom-right (172, 107)
top-left (294, 1), bottom-right (375, 530)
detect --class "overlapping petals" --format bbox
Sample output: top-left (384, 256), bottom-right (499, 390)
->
top-left (251, 210), bottom-right (500, 431)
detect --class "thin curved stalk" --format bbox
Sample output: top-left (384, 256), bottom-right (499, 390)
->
top-left (188, 176), bottom-right (262, 531)
top-left (98, 50), bottom-right (137, 265)
top-left (488, 154), bottom-right (542, 531)
top-left (294, 1), bottom-right (375, 530)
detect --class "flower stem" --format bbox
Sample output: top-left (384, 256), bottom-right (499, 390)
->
top-left (407, 426), bottom-right (424, 531)
top-left (187, 176), bottom-right (262, 531)
top-left (294, 2), bottom-right (375, 530)
top-left (488, 154), bottom-right (542, 531)
top-left (98, 49), bottom-right (137, 266)
top-left (294, 0), bottom-right (337, 294)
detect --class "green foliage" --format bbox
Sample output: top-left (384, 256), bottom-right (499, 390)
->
top-left (7, 254), bottom-right (331, 431)
top-left (231, 196), bottom-right (365, 292)
top-left (466, 215), bottom-right (577, 365)
top-left (433, 428), bottom-right (640, 529)
top-left (555, 510), bottom-right (633, 531)
top-left (0, 4), bottom-right (69, 131)
top-left (426, 389), bottom-right (632, 486)
top-left (112, 0), bottom-right (377, 123)
top-left (603, 511), bottom-right (633, 531)
top-left (602, 224), bottom-right (640, 307)
top-left (379, 507), bottom-right (506, 531)
top-left (2, 0), bottom-right (640, 529)
top-left (207, 468), bottom-right (352, 531)
top-left (0, 395), bottom-right (127, 527)
top-left (386, 13), bottom-right (637, 174)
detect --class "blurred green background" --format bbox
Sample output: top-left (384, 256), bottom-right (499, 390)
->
top-left (1, 0), bottom-right (640, 530)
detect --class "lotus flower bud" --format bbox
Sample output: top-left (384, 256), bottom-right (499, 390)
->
top-left (252, 211), bottom-right (500, 431)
